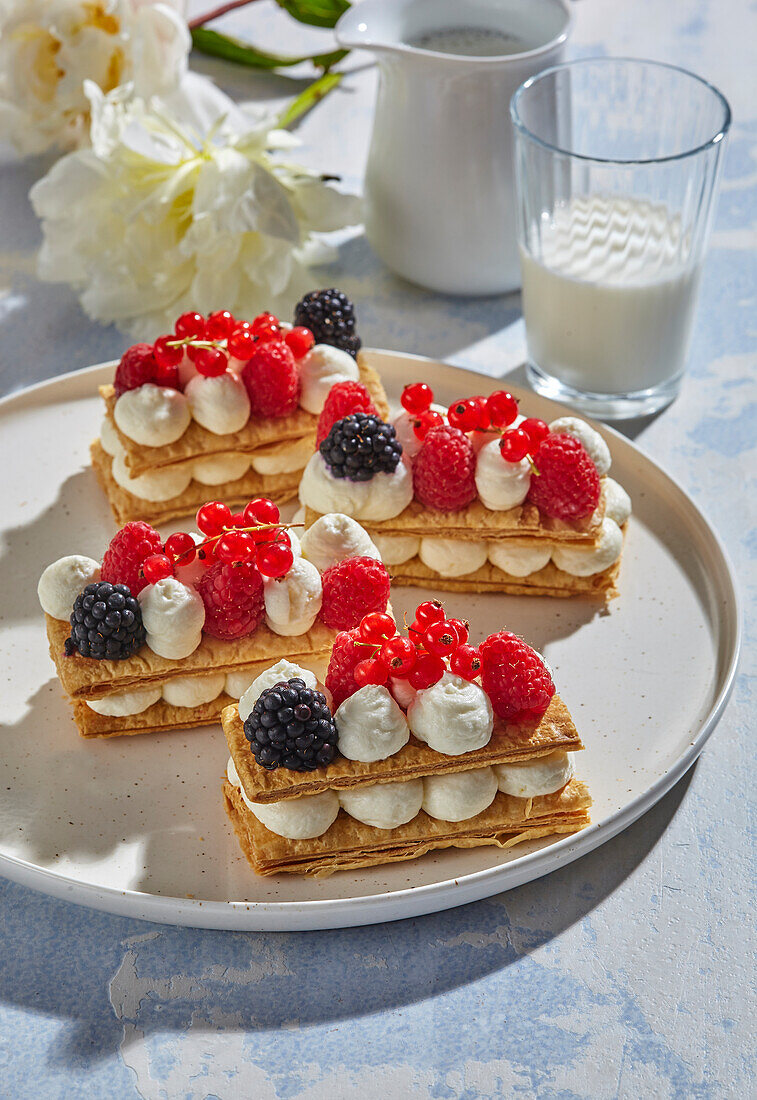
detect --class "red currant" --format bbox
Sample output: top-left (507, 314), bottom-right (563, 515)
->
top-left (251, 313), bottom-right (280, 339)
top-left (256, 539), bottom-right (293, 578)
top-left (378, 636), bottom-right (417, 677)
top-left (449, 643), bottom-right (482, 681)
top-left (359, 612), bottom-right (396, 646)
top-left (413, 409), bottom-right (444, 441)
top-left (216, 531), bottom-right (256, 564)
top-left (470, 396), bottom-right (491, 430)
top-left (141, 554), bottom-right (175, 584)
top-left (186, 343), bottom-right (201, 363)
top-left (285, 326), bottom-right (314, 358)
top-left (153, 335), bottom-right (182, 369)
top-left (415, 600), bottom-right (445, 627)
top-left (447, 398), bottom-right (481, 432)
top-left (519, 418), bottom-right (550, 452)
top-left (407, 619), bottom-right (425, 646)
top-left (401, 382), bottom-right (434, 416)
top-left (499, 428), bottom-right (531, 463)
top-left (195, 346), bottom-right (228, 377)
top-left (196, 501), bottom-right (231, 536)
top-left (205, 310), bottom-right (235, 340)
top-left (164, 531), bottom-right (196, 564)
top-left (227, 323), bottom-right (256, 360)
top-left (243, 498), bottom-right (280, 526)
top-left (229, 511), bottom-right (247, 528)
top-left (447, 618), bottom-right (470, 646)
top-left (407, 651), bottom-right (445, 690)
top-left (423, 619), bottom-right (460, 658)
top-left (354, 658), bottom-right (389, 688)
top-left (175, 311), bottom-right (205, 339)
top-left (487, 390), bottom-right (519, 428)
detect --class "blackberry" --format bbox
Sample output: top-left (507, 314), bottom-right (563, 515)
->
top-left (244, 678), bottom-right (339, 771)
top-left (65, 581), bottom-right (146, 660)
top-left (293, 288), bottom-right (361, 359)
top-left (319, 413), bottom-right (402, 482)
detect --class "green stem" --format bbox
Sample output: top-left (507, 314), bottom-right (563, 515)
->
top-left (277, 70), bottom-right (343, 127)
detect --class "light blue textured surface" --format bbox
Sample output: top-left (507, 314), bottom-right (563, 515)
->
top-left (0, 1), bottom-right (754, 1097)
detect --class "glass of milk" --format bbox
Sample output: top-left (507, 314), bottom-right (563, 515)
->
top-left (511, 59), bottom-right (730, 418)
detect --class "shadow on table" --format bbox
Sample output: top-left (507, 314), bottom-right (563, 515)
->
top-left (0, 765), bottom-right (693, 1069)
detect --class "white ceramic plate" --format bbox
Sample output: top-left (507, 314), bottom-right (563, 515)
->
top-left (0, 351), bottom-right (741, 930)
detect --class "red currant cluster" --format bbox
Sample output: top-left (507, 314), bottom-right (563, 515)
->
top-left (152, 310), bottom-right (315, 381)
top-left (400, 383), bottom-right (550, 465)
top-left (351, 600), bottom-right (482, 691)
top-left (139, 497), bottom-right (295, 585)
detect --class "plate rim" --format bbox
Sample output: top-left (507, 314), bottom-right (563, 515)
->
top-left (0, 351), bottom-right (743, 930)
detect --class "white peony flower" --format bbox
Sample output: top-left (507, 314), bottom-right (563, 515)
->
top-left (0, 0), bottom-right (189, 155)
top-left (29, 73), bottom-right (363, 338)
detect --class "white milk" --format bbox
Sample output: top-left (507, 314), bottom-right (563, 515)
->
top-left (407, 27), bottom-right (527, 56)
top-left (521, 196), bottom-right (702, 394)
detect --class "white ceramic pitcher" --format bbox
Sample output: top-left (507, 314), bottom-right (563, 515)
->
top-left (336, 0), bottom-right (572, 295)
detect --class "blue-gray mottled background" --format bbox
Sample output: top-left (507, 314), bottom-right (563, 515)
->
top-left (0, 1), bottom-right (754, 1097)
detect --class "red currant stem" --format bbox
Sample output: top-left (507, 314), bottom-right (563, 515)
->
top-left (528, 457), bottom-right (540, 476)
top-left (166, 337), bottom-right (227, 351)
top-left (170, 522), bottom-right (304, 565)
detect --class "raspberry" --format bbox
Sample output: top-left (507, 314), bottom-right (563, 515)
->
top-left (325, 628), bottom-right (365, 708)
top-left (480, 631), bottom-right (555, 725)
top-left (114, 344), bottom-right (160, 397)
top-left (316, 381), bottom-right (378, 446)
top-left (196, 561), bottom-right (265, 640)
top-left (100, 521), bottom-right (163, 596)
top-left (241, 341), bottom-right (300, 418)
top-left (413, 425), bottom-right (477, 512)
top-left (319, 556), bottom-right (391, 631)
top-left (527, 434), bottom-right (601, 521)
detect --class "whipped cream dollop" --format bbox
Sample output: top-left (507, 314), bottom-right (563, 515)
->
top-left (238, 660), bottom-right (317, 722)
top-left (300, 453), bottom-right (413, 521)
top-left (549, 417), bottom-right (611, 476)
top-left (192, 453), bottom-right (250, 486)
top-left (475, 439), bottom-right (531, 511)
top-left (114, 383), bottom-right (191, 446)
top-left (420, 537), bottom-right (488, 578)
top-left (372, 533), bottom-right (420, 565)
top-left (185, 372), bottom-right (251, 436)
top-left (299, 513), bottom-right (381, 573)
top-left (99, 416), bottom-right (123, 457)
top-left (299, 344), bottom-right (360, 414)
top-left (138, 577), bottom-right (205, 659)
top-left (338, 778), bottom-right (424, 830)
top-left (162, 672), bottom-right (226, 708)
top-left (251, 435), bottom-right (313, 475)
top-left (422, 766), bottom-right (498, 822)
top-left (408, 672), bottom-right (494, 756)
top-left (488, 540), bottom-right (552, 578)
top-left (227, 757), bottom-right (340, 839)
top-left (335, 685), bottom-right (410, 762)
top-left (602, 477), bottom-right (632, 526)
top-left (86, 685), bottom-right (161, 716)
top-left (264, 557), bottom-right (323, 637)
top-left (38, 555), bottom-right (101, 619)
top-left (552, 516), bottom-right (623, 576)
top-left (494, 751), bottom-right (574, 798)
top-left (112, 451), bottom-right (192, 501)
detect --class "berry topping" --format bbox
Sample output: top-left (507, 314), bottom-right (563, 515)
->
top-left (447, 618), bottom-right (470, 646)
top-left (227, 322), bottom-right (256, 360)
top-left (100, 521), bottom-right (163, 596)
top-left (358, 611), bottom-right (396, 645)
top-left (242, 341), bottom-right (300, 418)
top-left (285, 326), bottom-right (315, 359)
top-left (194, 346), bottom-right (229, 377)
top-left (141, 554), bottom-right (174, 584)
top-left (401, 383), bottom-right (433, 416)
top-left (196, 561), bottom-right (265, 640)
top-left (164, 531), bottom-right (196, 565)
top-left (325, 627), bottom-right (365, 708)
top-left (114, 343), bottom-right (175, 397)
top-left (449, 643), bottom-right (482, 681)
top-left (354, 657), bottom-right (390, 687)
top-left (319, 413), bottom-right (402, 482)
top-left (243, 498), bottom-right (280, 526)
top-left (216, 530), bottom-right (257, 564)
top-left (153, 336), bottom-right (183, 370)
top-left (244, 677), bottom-right (338, 771)
top-left (415, 600), bottom-right (445, 627)
top-left (486, 390), bottom-right (519, 428)
top-left (175, 311), bottom-right (205, 339)
top-left (447, 398), bottom-right (482, 432)
top-left (316, 381), bottom-right (379, 447)
top-left (527, 434), bottom-right (601, 521)
top-left (519, 418), bottom-right (549, 452)
top-left (251, 312), bottom-right (280, 339)
top-left (294, 288), bottom-right (361, 358)
top-left (65, 582), bottom-right (145, 660)
top-left (197, 501), bottom-right (232, 536)
top-left (423, 619), bottom-right (460, 658)
top-left (499, 428), bottom-right (531, 463)
top-left (256, 537), bottom-right (294, 579)
top-left (413, 425), bottom-right (477, 512)
top-left (413, 408), bottom-right (444, 441)
top-left (205, 310), bottom-right (235, 340)
top-left (406, 650), bottom-right (445, 690)
top-left (377, 636), bottom-right (417, 677)
top-left (480, 631), bottom-right (555, 724)
top-left (319, 555), bottom-right (391, 631)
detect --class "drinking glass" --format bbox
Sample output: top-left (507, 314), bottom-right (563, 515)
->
top-left (511, 58), bottom-right (730, 418)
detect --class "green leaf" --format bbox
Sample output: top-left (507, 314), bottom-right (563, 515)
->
top-left (275, 0), bottom-right (350, 29)
top-left (191, 27), bottom-right (347, 70)
top-left (278, 70), bottom-right (343, 127)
